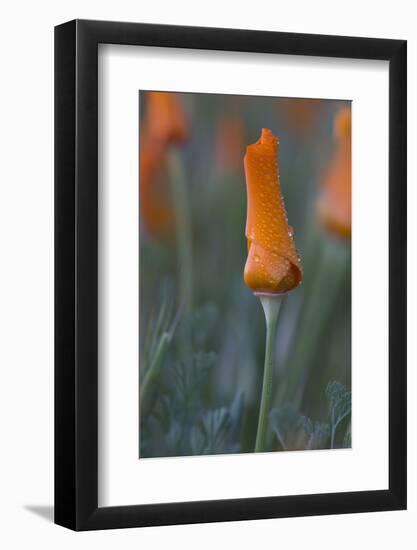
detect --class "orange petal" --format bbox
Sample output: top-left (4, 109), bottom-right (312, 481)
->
top-left (145, 91), bottom-right (189, 145)
top-left (243, 128), bottom-right (302, 294)
top-left (317, 108), bottom-right (351, 239)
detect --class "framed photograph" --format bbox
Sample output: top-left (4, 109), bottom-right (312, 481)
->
top-left (55, 19), bottom-right (406, 530)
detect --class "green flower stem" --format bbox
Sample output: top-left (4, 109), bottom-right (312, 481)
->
top-left (255, 294), bottom-right (283, 453)
top-left (276, 235), bottom-right (350, 410)
top-left (140, 332), bottom-right (170, 416)
top-left (168, 149), bottom-right (193, 315)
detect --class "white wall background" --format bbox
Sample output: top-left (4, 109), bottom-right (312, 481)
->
top-left (0, 1), bottom-right (415, 548)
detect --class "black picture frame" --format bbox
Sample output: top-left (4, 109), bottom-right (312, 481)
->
top-left (55, 19), bottom-right (407, 531)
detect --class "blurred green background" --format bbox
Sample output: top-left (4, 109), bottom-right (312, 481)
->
top-left (139, 91), bottom-right (351, 458)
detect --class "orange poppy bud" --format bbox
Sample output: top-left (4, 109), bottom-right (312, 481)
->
top-left (317, 107), bottom-right (351, 239)
top-left (145, 91), bottom-right (189, 145)
top-left (243, 128), bottom-right (303, 294)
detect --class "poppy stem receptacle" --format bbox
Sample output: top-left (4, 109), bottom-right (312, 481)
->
top-left (254, 293), bottom-right (283, 453)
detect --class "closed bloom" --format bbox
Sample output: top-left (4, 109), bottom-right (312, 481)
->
top-left (243, 128), bottom-right (303, 294)
top-left (317, 108), bottom-right (351, 239)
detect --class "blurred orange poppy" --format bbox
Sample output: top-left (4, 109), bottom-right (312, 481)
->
top-left (214, 116), bottom-right (245, 175)
top-left (281, 98), bottom-right (322, 135)
top-left (139, 134), bottom-right (174, 238)
top-left (139, 92), bottom-right (189, 238)
top-left (317, 108), bottom-right (351, 239)
top-left (144, 91), bottom-right (189, 145)
top-left (243, 128), bottom-right (303, 294)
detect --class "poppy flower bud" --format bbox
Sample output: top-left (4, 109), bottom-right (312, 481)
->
top-left (244, 128), bottom-right (302, 294)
